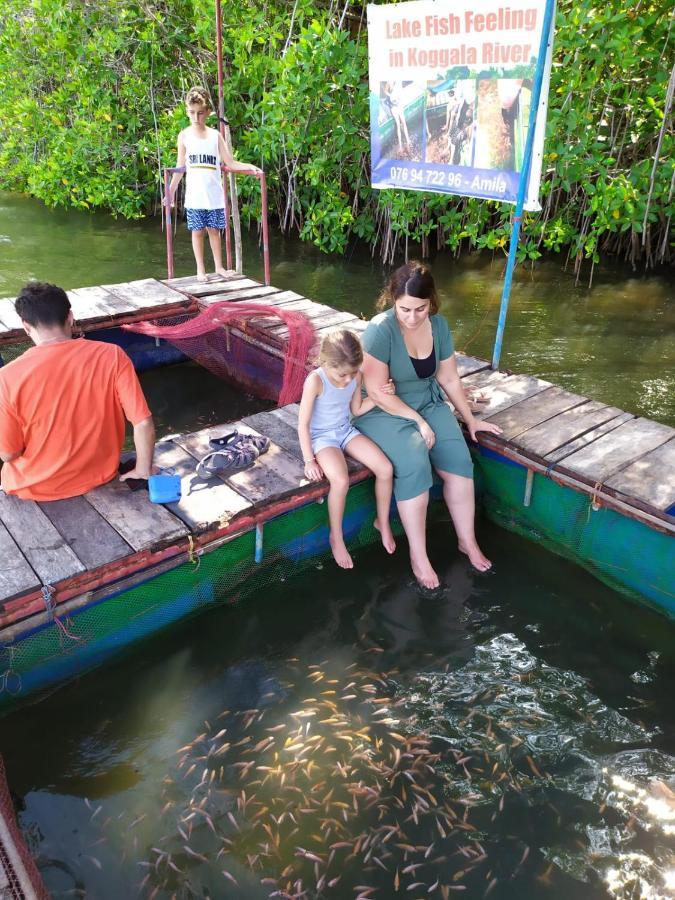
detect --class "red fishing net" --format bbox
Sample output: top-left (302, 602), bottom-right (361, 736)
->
top-left (124, 302), bottom-right (316, 405)
top-left (0, 755), bottom-right (50, 899)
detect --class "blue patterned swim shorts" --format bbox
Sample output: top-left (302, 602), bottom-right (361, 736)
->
top-left (186, 208), bottom-right (226, 231)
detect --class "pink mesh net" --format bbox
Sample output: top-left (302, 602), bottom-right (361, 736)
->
top-left (0, 755), bottom-right (50, 899)
top-left (124, 301), bottom-right (316, 405)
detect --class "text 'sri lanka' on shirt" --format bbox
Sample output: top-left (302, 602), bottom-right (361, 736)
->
top-left (0, 339), bottom-right (151, 501)
top-left (183, 128), bottom-right (224, 210)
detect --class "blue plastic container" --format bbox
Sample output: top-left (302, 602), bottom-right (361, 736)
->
top-left (148, 472), bottom-right (182, 504)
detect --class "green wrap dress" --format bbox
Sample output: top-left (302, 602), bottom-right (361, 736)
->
top-left (355, 308), bottom-right (473, 501)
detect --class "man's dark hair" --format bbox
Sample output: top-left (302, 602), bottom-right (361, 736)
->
top-left (14, 282), bottom-right (71, 328)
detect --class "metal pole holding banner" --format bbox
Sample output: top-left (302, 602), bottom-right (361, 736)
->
top-left (491, 0), bottom-right (556, 370)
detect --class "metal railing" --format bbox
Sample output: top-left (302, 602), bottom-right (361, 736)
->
top-left (163, 165), bottom-right (270, 286)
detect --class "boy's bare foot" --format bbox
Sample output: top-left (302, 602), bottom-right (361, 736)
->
top-left (214, 267), bottom-right (230, 279)
top-left (196, 272), bottom-right (209, 284)
top-left (330, 534), bottom-right (353, 569)
top-left (374, 519), bottom-right (396, 554)
top-left (411, 553), bottom-right (439, 590)
top-left (458, 541), bottom-right (492, 573)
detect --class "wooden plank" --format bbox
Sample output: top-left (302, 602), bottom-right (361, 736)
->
top-left (463, 369), bottom-right (551, 419)
top-left (545, 411), bottom-right (634, 464)
top-left (516, 400), bottom-right (628, 459)
top-left (164, 272), bottom-right (245, 295)
top-left (558, 417), bottom-right (674, 484)
top-left (67, 285), bottom-right (136, 319)
top-left (175, 422), bottom-right (305, 505)
top-left (604, 438), bottom-right (675, 512)
top-left (102, 279), bottom-right (189, 310)
top-left (456, 353), bottom-right (491, 377)
top-left (273, 404), bottom-right (300, 428)
top-left (0, 298), bottom-right (23, 332)
top-left (242, 410), bottom-right (304, 459)
top-left (85, 479), bottom-right (187, 551)
top-left (153, 440), bottom-right (251, 530)
top-left (198, 285), bottom-right (282, 304)
top-left (0, 519), bottom-right (40, 602)
top-left (486, 386), bottom-right (588, 440)
top-left (0, 492), bottom-right (86, 584)
top-left (38, 496), bottom-right (132, 569)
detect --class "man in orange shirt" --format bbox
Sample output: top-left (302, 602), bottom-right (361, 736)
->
top-left (0, 282), bottom-right (155, 501)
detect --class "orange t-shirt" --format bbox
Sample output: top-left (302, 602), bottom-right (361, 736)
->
top-left (0, 338), bottom-right (151, 501)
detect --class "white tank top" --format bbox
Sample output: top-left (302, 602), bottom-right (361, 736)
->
top-left (183, 128), bottom-right (223, 210)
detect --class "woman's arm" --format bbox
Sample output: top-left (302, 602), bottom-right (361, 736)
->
top-left (297, 374), bottom-right (324, 481)
top-left (350, 372), bottom-right (395, 417)
top-left (361, 353), bottom-right (435, 448)
top-left (435, 355), bottom-right (502, 441)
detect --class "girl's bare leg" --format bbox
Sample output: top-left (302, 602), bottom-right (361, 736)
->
top-left (206, 227), bottom-right (228, 277)
top-left (316, 447), bottom-right (353, 569)
top-left (436, 469), bottom-right (491, 571)
top-left (191, 230), bottom-right (208, 282)
top-left (344, 435), bottom-right (396, 554)
top-left (396, 492), bottom-right (439, 589)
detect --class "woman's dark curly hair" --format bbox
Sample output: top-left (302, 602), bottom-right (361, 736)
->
top-left (376, 260), bottom-right (439, 314)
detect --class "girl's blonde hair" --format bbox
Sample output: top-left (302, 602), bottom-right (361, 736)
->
top-left (318, 329), bottom-right (363, 370)
top-left (185, 86), bottom-right (212, 109)
top-left (376, 260), bottom-right (439, 314)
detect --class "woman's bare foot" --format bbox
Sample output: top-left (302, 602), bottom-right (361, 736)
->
top-left (458, 541), bottom-right (492, 572)
top-left (411, 554), bottom-right (439, 590)
top-left (330, 533), bottom-right (354, 569)
top-left (215, 267), bottom-right (230, 278)
top-left (374, 519), bottom-right (396, 554)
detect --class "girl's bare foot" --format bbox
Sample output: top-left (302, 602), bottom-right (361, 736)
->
top-left (374, 519), bottom-right (396, 554)
top-left (215, 267), bottom-right (230, 278)
top-left (411, 554), bottom-right (439, 590)
top-left (330, 534), bottom-right (353, 569)
top-left (458, 541), bottom-right (492, 572)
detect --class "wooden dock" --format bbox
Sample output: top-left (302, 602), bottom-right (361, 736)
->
top-left (0, 271), bottom-right (673, 638)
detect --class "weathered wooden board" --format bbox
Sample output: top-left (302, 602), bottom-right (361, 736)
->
top-left (0, 492), bottom-right (86, 584)
top-left (85, 479), bottom-right (187, 551)
top-left (463, 369), bottom-right (551, 419)
top-left (487, 386), bottom-right (588, 441)
top-left (0, 298), bottom-right (24, 332)
top-left (38, 496), bottom-right (132, 569)
top-left (556, 417), bottom-right (674, 483)
top-left (311, 316), bottom-right (367, 340)
top-left (153, 440), bottom-right (251, 530)
top-left (197, 285), bottom-right (283, 305)
top-left (67, 285), bottom-right (136, 319)
top-left (175, 423), bottom-right (304, 505)
top-left (242, 410), bottom-right (304, 459)
top-left (273, 404), bottom-right (301, 428)
top-left (0, 519), bottom-right (40, 602)
top-left (544, 412), bottom-right (634, 464)
top-left (102, 279), bottom-right (189, 309)
top-left (164, 272), bottom-right (245, 297)
top-left (604, 438), bottom-right (675, 512)
top-left (456, 353), bottom-right (491, 378)
top-left (510, 400), bottom-right (622, 459)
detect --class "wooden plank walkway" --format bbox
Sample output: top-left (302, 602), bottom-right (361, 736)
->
top-left (0, 270), bottom-right (673, 625)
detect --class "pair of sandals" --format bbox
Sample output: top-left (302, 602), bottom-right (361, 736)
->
top-left (196, 430), bottom-right (270, 479)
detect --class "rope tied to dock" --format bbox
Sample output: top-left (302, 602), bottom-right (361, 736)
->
top-left (0, 646), bottom-right (21, 697)
top-left (40, 584), bottom-right (82, 645)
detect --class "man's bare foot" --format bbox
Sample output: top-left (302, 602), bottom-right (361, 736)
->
top-left (458, 541), bottom-right (492, 572)
top-left (411, 554), bottom-right (439, 590)
top-left (214, 267), bottom-right (230, 278)
top-left (330, 534), bottom-right (353, 569)
top-left (374, 519), bottom-right (396, 554)
top-left (196, 272), bottom-right (209, 284)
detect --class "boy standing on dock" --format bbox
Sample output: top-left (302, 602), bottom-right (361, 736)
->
top-left (166, 87), bottom-right (261, 283)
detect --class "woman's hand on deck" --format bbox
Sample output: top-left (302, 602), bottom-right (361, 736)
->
top-left (304, 458), bottom-right (324, 482)
top-left (467, 417), bottom-right (502, 442)
top-left (418, 419), bottom-right (436, 449)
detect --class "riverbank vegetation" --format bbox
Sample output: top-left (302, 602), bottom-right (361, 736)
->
top-left (0, 0), bottom-right (672, 275)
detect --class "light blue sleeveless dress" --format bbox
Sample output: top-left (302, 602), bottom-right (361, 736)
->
top-left (309, 367), bottom-right (361, 454)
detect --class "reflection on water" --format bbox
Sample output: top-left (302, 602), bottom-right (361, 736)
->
top-left (3, 524), bottom-right (674, 899)
top-left (0, 191), bottom-right (673, 425)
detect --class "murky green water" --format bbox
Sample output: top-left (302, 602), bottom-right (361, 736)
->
top-left (0, 193), bottom-right (674, 899)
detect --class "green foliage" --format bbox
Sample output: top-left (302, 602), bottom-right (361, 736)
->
top-left (0, 0), bottom-right (672, 269)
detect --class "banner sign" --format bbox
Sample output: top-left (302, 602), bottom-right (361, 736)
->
top-left (368, 0), bottom-right (554, 209)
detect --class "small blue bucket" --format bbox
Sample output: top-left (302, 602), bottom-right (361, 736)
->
top-left (148, 469), bottom-right (182, 504)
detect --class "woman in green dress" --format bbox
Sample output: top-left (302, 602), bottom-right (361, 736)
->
top-left (357, 261), bottom-right (502, 589)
